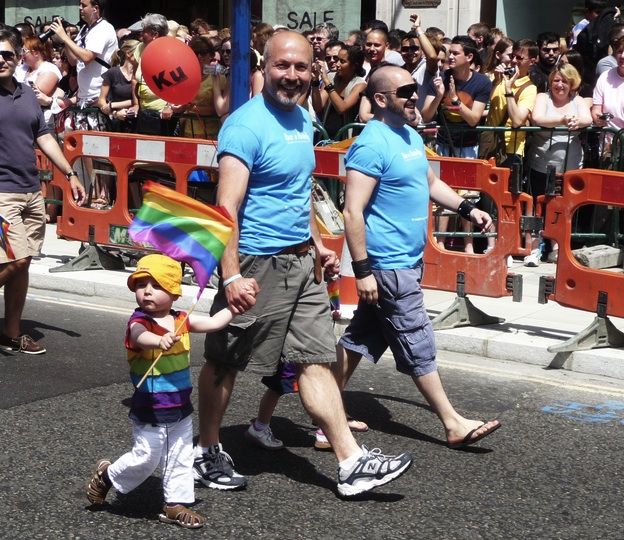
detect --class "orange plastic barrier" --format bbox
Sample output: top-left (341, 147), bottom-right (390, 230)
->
top-left (542, 168), bottom-right (624, 318)
top-left (423, 156), bottom-right (523, 298)
top-left (52, 131), bottom-right (218, 247)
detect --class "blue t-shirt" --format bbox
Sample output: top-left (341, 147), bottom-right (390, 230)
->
top-left (217, 95), bottom-right (315, 255)
top-left (345, 119), bottom-right (430, 269)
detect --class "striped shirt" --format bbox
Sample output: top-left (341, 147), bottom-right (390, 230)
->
top-left (125, 309), bottom-right (193, 424)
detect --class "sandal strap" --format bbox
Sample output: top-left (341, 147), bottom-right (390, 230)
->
top-left (163, 504), bottom-right (205, 527)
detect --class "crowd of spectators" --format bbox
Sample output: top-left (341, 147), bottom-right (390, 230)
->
top-left (4, 0), bottom-right (624, 265)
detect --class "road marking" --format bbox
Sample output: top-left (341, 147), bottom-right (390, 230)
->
top-left (542, 401), bottom-right (624, 424)
top-left (25, 293), bottom-right (130, 315)
top-left (436, 358), bottom-right (624, 397)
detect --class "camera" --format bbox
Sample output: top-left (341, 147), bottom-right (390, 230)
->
top-left (38, 17), bottom-right (68, 42)
top-left (503, 67), bottom-right (516, 77)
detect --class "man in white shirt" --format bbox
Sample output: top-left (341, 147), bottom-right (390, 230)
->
top-left (51, 0), bottom-right (117, 107)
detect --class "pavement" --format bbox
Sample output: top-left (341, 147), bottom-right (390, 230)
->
top-left (27, 223), bottom-right (624, 381)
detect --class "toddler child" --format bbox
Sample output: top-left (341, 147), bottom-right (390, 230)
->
top-left (86, 254), bottom-right (235, 529)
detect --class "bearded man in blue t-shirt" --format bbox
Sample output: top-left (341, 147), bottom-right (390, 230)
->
top-left (339, 65), bottom-right (502, 450)
top-left (194, 31), bottom-right (413, 498)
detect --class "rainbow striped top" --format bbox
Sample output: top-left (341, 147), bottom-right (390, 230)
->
top-left (125, 309), bottom-right (193, 424)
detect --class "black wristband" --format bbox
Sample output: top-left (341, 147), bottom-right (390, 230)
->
top-left (457, 199), bottom-right (476, 220)
top-left (325, 83), bottom-right (335, 93)
top-left (504, 92), bottom-right (514, 98)
top-left (351, 258), bottom-right (373, 279)
top-left (65, 170), bottom-right (78, 180)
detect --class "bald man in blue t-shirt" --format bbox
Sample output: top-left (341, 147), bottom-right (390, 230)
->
top-left (339, 65), bottom-right (502, 450)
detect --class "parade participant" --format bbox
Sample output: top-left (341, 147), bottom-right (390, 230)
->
top-left (0, 26), bottom-right (86, 355)
top-left (194, 31), bottom-right (413, 498)
top-left (338, 65), bottom-right (502, 450)
top-left (86, 254), bottom-right (237, 529)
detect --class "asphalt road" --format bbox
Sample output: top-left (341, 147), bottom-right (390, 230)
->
top-left (0, 291), bottom-right (623, 539)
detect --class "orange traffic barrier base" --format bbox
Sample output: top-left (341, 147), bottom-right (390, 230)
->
top-left (539, 168), bottom-right (624, 352)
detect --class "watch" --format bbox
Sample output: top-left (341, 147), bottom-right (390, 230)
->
top-left (325, 83), bottom-right (335, 93)
top-left (504, 92), bottom-right (515, 98)
top-left (451, 97), bottom-right (461, 106)
top-left (65, 170), bottom-right (78, 180)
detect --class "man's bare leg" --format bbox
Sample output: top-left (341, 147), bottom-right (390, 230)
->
top-left (413, 370), bottom-right (500, 446)
top-left (1, 258), bottom-right (30, 337)
top-left (297, 362), bottom-right (360, 462)
top-left (197, 358), bottom-right (237, 447)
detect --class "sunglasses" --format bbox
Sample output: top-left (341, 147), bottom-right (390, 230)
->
top-left (541, 47), bottom-right (560, 54)
top-left (381, 82), bottom-right (419, 99)
top-left (325, 55), bottom-right (339, 62)
top-left (310, 36), bottom-right (325, 42)
top-left (0, 50), bottom-right (17, 61)
top-left (401, 45), bottom-right (421, 53)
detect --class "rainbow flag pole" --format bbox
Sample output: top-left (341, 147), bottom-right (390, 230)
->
top-left (129, 181), bottom-right (234, 389)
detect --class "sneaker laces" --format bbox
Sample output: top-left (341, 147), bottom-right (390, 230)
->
top-left (17, 335), bottom-right (35, 351)
top-left (207, 449), bottom-right (235, 475)
top-left (361, 446), bottom-right (397, 461)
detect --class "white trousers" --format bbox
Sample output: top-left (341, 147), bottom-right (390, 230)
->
top-left (107, 415), bottom-right (194, 504)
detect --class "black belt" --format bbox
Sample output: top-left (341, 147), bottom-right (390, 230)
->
top-left (278, 240), bottom-right (312, 256)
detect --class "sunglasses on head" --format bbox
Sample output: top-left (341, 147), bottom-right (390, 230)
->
top-left (325, 55), bottom-right (339, 62)
top-left (381, 82), bottom-right (419, 99)
top-left (0, 50), bottom-right (16, 61)
top-left (401, 45), bottom-right (420, 53)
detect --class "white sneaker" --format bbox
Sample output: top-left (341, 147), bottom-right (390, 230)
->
top-left (523, 249), bottom-right (541, 267)
top-left (245, 423), bottom-right (284, 450)
top-left (337, 446), bottom-right (413, 497)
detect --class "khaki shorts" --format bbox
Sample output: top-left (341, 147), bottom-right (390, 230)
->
top-left (204, 251), bottom-right (336, 376)
top-left (0, 191), bottom-right (45, 263)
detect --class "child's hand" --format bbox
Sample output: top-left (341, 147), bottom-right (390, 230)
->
top-left (159, 331), bottom-right (180, 350)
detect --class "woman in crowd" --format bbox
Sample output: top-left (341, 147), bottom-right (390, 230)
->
top-left (97, 39), bottom-right (140, 133)
top-left (173, 36), bottom-right (221, 140)
top-left (21, 36), bottom-right (62, 128)
top-left (213, 45), bottom-right (263, 123)
top-left (483, 36), bottom-right (514, 81)
top-left (311, 45), bottom-right (367, 139)
top-left (525, 63), bottom-right (592, 266)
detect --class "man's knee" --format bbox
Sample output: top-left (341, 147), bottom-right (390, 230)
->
top-left (201, 356), bottom-right (237, 388)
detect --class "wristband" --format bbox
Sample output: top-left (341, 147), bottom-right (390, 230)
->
top-left (222, 273), bottom-right (242, 287)
top-left (504, 92), bottom-right (514, 98)
top-left (65, 170), bottom-right (79, 180)
top-left (325, 83), bottom-right (335, 93)
top-left (351, 258), bottom-right (373, 279)
top-left (457, 199), bottom-right (477, 220)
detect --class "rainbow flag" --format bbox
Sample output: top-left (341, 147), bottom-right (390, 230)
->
top-left (327, 276), bottom-right (340, 312)
top-left (0, 214), bottom-right (15, 260)
top-left (129, 181), bottom-right (233, 291)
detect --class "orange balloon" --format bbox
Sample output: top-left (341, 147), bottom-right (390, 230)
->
top-left (141, 37), bottom-right (201, 105)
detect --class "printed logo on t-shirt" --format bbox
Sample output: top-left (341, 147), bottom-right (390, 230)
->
top-left (401, 148), bottom-right (423, 161)
top-left (283, 131), bottom-right (311, 143)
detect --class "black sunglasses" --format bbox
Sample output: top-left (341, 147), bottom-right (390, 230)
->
top-left (381, 82), bottom-right (419, 99)
top-left (401, 45), bottom-right (421, 53)
top-left (0, 50), bottom-right (17, 61)
top-left (325, 55), bottom-right (339, 62)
